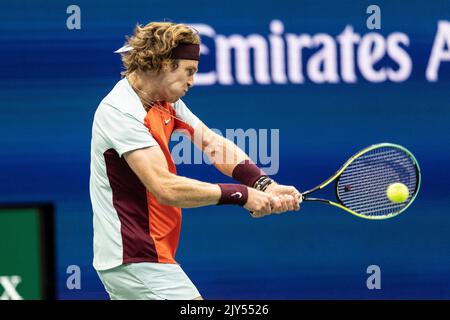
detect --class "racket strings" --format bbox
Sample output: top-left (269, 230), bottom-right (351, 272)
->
top-left (341, 166), bottom-right (416, 200)
top-left (337, 147), bottom-right (418, 217)
top-left (340, 161), bottom-right (414, 182)
top-left (340, 157), bottom-right (415, 190)
top-left (339, 155), bottom-right (417, 215)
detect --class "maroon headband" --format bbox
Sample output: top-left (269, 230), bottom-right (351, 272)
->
top-left (170, 43), bottom-right (200, 61)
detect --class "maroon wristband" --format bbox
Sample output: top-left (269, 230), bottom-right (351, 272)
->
top-left (217, 184), bottom-right (248, 206)
top-left (232, 160), bottom-right (266, 187)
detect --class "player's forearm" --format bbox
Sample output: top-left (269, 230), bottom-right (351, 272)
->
top-left (205, 136), bottom-right (250, 177)
top-left (149, 174), bottom-right (222, 208)
top-left (194, 124), bottom-right (266, 187)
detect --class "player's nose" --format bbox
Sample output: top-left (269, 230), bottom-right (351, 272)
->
top-left (187, 75), bottom-right (194, 88)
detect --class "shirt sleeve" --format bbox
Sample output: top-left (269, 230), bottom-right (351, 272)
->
top-left (171, 99), bottom-right (201, 133)
top-left (98, 104), bottom-right (158, 157)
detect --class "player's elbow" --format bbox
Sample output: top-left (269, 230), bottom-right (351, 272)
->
top-left (152, 179), bottom-right (179, 207)
top-left (143, 170), bottom-right (179, 206)
top-left (152, 187), bottom-right (178, 206)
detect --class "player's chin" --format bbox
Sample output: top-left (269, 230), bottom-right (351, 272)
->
top-left (169, 92), bottom-right (185, 102)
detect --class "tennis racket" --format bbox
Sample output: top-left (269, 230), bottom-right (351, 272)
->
top-left (301, 143), bottom-right (421, 220)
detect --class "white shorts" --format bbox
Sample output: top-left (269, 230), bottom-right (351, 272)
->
top-left (97, 262), bottom-right (201, 300)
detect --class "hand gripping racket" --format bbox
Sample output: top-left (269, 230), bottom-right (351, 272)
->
top-left (301, 143), bottom-right (421, 220)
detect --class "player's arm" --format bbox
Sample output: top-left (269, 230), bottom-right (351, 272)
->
top-left (192, 121), bottom-right (302, 211)
top-left (191, 121), bottom-right (248, 177)
top-left (123, 145), bottom-right (277, 216)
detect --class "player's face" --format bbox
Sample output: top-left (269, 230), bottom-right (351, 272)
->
top-left (160, 60), bottom-right (198, 103)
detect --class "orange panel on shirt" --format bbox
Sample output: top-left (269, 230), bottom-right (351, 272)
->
top-left (143, 102), bottom-right (193, 263)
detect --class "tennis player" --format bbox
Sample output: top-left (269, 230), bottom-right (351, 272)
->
top-left (89, 21), bottom-right (302, 300)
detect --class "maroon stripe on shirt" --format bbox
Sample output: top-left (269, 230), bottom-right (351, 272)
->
top-left (104, 149), bottom-right (158, 263)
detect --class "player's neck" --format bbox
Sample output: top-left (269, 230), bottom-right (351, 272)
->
top-left (127, 71), bottom-right (165, 106)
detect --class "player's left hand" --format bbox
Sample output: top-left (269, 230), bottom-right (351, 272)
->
top-left (264, 183), bottom-right (302, 213)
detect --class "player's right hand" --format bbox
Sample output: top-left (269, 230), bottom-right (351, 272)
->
top-left (244, 188), bottom-right (284, 218)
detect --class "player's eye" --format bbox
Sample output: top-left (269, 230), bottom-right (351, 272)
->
top-left (187, 69), bottom-right (196, 76)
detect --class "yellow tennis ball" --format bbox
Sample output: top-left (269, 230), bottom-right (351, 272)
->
top-left (386, 183), bottom-right (409, 203)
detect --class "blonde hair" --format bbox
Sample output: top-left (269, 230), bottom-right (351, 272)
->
top-left (120, 21), bottom-right (200, 76)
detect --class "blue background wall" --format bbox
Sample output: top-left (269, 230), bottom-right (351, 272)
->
top-left (1, 0), bottom-right (449, 299)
